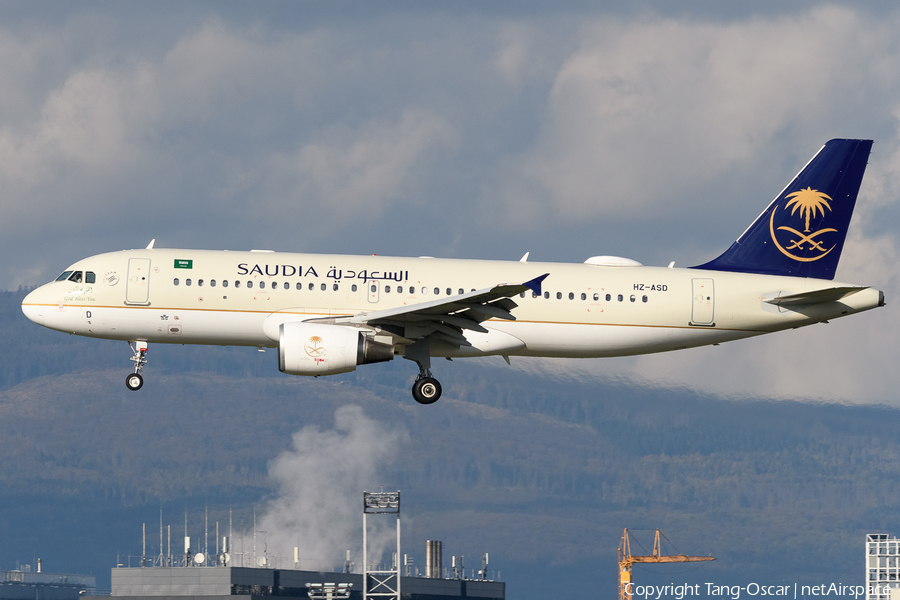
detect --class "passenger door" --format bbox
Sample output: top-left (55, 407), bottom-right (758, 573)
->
top-left (125, 258), bottom-right (152, 305)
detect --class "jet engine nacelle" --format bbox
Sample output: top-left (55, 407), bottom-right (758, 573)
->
top-left (278, 322), bottom-right (393, 376)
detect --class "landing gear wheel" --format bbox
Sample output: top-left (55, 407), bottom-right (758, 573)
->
top-left (126, 373), bottom-right (144, 391)
top-left (412, 377), bottom-right (442, 404)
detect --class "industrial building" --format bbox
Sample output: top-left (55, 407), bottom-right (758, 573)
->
top-left (85, 492), bottom-right (503, 600)
top-left (0, 568), bottom-right (96, 600)
top-left (866, 534), bottom-right (900, 600)
top-left (102, 564), bottom-right (503, 600)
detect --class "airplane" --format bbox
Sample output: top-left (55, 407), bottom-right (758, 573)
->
top-left (21, 139), bottom-right (884, 404)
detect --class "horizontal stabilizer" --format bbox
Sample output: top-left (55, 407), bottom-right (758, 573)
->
top-left (764, 286), bottom-right (868, 307)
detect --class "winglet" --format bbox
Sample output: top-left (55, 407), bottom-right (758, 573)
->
top-left (524, 273), bottom-right (549, 296)
top-left (146, 239), bottom-right (156, 250)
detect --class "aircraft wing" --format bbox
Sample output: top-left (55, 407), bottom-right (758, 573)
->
top-left (339, 273), bottom-right (549, 346)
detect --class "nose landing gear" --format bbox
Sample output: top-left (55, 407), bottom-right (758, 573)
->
top-left (126, 341), bottom-right (148, 391)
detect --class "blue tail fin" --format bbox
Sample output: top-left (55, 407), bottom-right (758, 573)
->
top-left (693, 139), bottom-right (872, 280)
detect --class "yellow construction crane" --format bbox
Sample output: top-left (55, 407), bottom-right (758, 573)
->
top-left (618, 528), bottom-right (715, 600)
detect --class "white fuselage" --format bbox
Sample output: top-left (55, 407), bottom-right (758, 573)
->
top-left (20, 248), bottom-right (884, 361)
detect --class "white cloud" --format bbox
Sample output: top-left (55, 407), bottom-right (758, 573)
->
top-left (258, 110), bottom-right (457, 219)
top-left (40, 69), bottom-right (143, 167)
top-left (489, 7), bottom-right (898, 226)
top-left (0, 18), bottom-right (466, 280)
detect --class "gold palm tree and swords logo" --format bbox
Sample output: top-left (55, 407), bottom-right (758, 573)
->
top-left (768, 186), bottom-right (837, 262)
top-left (305, 335), bottom-right (325, 357)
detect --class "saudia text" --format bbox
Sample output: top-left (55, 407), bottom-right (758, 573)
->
top-left (237, 264), bottom-right (409, 283)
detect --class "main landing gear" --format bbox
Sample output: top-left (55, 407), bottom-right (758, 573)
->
top-left (405, 339), bottom-right (442, 404)
top-left (126, 341), bottom-right (148, 391)
top-left (412, 370), bottom-right (442, 405)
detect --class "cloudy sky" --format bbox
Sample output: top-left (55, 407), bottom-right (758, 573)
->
top-left (4, 1), bottom-right (900, 404)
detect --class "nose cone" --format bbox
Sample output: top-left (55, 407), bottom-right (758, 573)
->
top-left (22, 287), bottom-right (46, 326)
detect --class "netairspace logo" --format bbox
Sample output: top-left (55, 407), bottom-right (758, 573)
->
top-left (625, 583), bottom-right (887, 599)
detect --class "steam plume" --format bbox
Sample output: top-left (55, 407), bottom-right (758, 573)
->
top-left (258, 405), bottom-right (407, 571)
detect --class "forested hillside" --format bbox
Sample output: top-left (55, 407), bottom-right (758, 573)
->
top-left (1, 288), bottom-right (898, 598)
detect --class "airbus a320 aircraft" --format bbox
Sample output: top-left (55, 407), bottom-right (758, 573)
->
top-left (22, 139), bottom-right (884, 404)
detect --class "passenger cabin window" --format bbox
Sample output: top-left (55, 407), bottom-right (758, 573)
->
top-left (385, 285), bottom-right (392, 293)
top-left (247, 281), bottom-right (253, 288)
top-left (556, 292), bottom-right (562, 300)
top-left (309, 283), bottom-right (314, 291)
top-left (642, 295), bottom-right (648, 303)
top-left (617, 294), bottom-right (623, 302)
top-left (446, 288), bottom-right (452, 295)
top-left (606, 294), bottom-right (611, 301)
top-left (397, 286), bottom-right (403, 294)
top-left (458, 289), bottom-right (464, 295)
top-left (55, 271), bottom-right (73, 282)
top-left (186, 279), bottom-right (192, 286)
top-left (630, 295), bottom-right (636, 302)
top-left (222, 280), bottom-right (229, 288)
top-left (592, 293), bottom-right (599, 301)
top-left (198, 279), bottom-right (204, 287)
top-left (581, 293), bottom-right (586, 300)
top-left (173, 278), bottom-right (179, 286)
top-left (333, 283), bottom-right (339, 291)
top-left (568, 292), bottom-right (574, 300)
top-left (371, 284), bottom-right (377, 293)
top-left (284, 282), bottom-right (289, 290)
top-left (352, 284), bottom-right (358, 292)
top-left (434, 287), bottom-right (440, 295)
top-left (210, 280), bottom-right (216, 287)
top-left (296, 283), bottom-right (302, 290)
top-left (235, 281), bottom-right (241, 288)
top-left (543, 291), bottom-right (549, 299)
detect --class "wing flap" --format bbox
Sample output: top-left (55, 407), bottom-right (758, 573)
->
top-left (421, 313), bottom-right (489, 333)
top-left (458, 303), bottom-right (516, 322)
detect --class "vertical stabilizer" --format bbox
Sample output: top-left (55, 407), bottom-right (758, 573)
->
top-left (693, 139), bottom-right (872, 280)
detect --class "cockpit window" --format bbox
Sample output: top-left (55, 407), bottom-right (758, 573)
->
top-left (85, 272), bottom-right (96, 284)
top-left (67, 271), bottom-right (83, 283)
top-left (55, 271), bottom-right (73, 282)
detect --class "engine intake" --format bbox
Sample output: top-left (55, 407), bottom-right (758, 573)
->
top-left (279, 322), bottom-right (393, 376)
